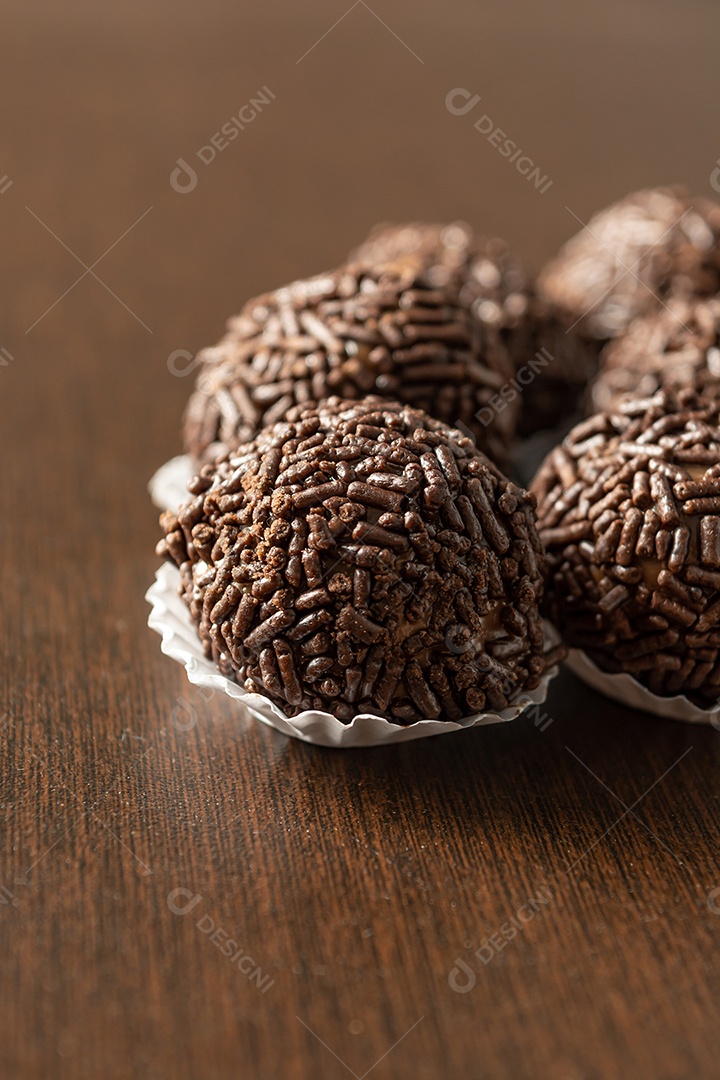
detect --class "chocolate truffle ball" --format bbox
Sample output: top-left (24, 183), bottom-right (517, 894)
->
top-left (538, 187), bottom-right (720, 341)
top-left (183, 248), bottom-right (518, 468)
top-left (350, 221), bottom-right (583, 437)
top-left (533, 390), bottom-right (720, 705)
top-left (350, 221), bottom-right (529, 334)
top-left (162, 398), bottom-right (551, 724)
top-left (591, 297), bottom-right (720, 414)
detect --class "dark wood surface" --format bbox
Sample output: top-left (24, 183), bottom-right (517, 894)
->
top-left (3, 2), bottom-right (720, 1077)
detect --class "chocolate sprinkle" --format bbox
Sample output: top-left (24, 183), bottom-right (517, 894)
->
top-left (533, 388), bottom-right (720, 705)
top-left (350, 221), bottom-right (529, 335)
top-left (183, 240), bottom-right (519, 467)
top-left (161, 398), bottom-right (552, 724)
top-left (591, 296), bottom-right (720, 413)
top-left (350, 221), bottom-right (593, 438)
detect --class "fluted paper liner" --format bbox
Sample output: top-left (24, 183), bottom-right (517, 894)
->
top-left (565, 648), bottom-right (720, 725)
top-left (149, 454), bottom-right (194, 513)
top-left (147, 563), bottom-right (561, 748)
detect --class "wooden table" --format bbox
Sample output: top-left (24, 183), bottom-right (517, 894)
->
top-left (3, 3), bottom-right (720, 1077)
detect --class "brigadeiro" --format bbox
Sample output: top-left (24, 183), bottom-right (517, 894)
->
top-left (350, 221), bottom-right (529, 334)
top-left (538, 187), bottom-right (720, 340)
top-left (350, 222), bottom-right (571, 439)
top-left (160, 398), bottom-right (556, 725)
top-left (183, 239), bottom-right (519, 468)
top-left (523, 188), bottom-right (720, 435)
top-left (532, 389), bottom-right (720, 706)
top-left (591, 296), bottom-right (720, 414)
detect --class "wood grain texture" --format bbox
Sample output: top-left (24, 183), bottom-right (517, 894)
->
top-left (2, 2), bottom-right (720, 1077)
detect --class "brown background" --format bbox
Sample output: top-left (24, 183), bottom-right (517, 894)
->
top-left (2, 1), bottom-right (720, 1077)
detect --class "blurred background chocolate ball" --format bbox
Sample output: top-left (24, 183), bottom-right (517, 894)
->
top-left (538, 187), bottom-right (720, 341)
top-left (591, 296), bottom-right (720, 413)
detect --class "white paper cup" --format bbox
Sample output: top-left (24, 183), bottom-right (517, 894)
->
top-left (149, 454), bottom-right (195, 513)
top-left (147, 563), bottom-right (562, 748)
top-left (564, 648), bottom-right (720, 726)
